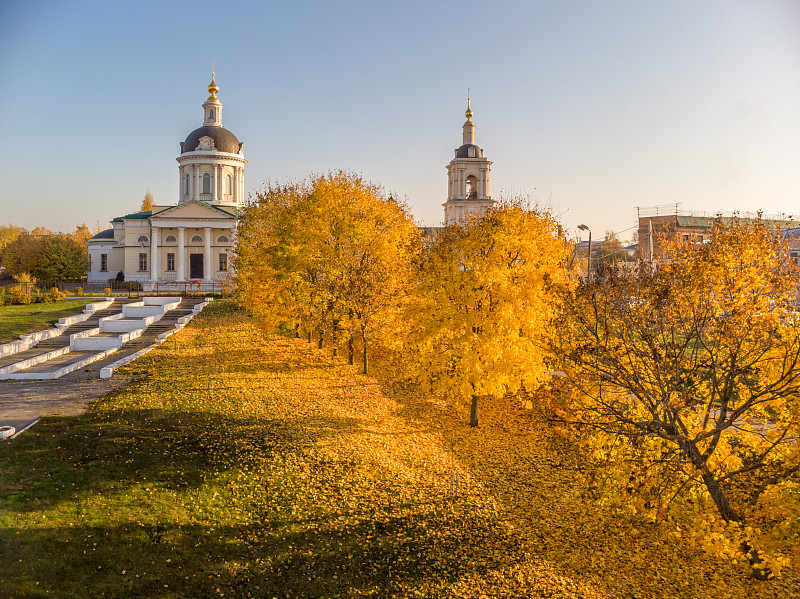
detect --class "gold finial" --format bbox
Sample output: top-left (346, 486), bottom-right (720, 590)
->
top-left (465, 89), bottom-right (473, 121)
top-left (207, 64), bottom-right (219, 101)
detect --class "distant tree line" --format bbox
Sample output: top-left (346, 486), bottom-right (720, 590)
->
top-left (0, 223), bottom-right (99, 280)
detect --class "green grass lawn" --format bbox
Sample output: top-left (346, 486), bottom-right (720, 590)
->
top-left (0, 300), bottom-right (95, 344)
top-left (0, 303), bottom-right (796, 598)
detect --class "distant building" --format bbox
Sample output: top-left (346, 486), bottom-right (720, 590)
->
top-left (636, 204), bottom-right (800, 263)
top-left (442, 97), bottom-right (495, 226)
top-left (88, 73), bottom-right (245, 288)
top-left (785, 228), bottom-right (800, 267)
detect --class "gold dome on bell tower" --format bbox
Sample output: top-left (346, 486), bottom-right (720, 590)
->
top-left (207, 70), bottom-right (219, 102)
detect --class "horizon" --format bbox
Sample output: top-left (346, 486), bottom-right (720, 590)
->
top-left (1, 0), bottom-right (799, 243)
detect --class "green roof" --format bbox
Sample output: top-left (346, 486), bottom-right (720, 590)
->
top-left (109, 203), bottom-right (240, 223)
top-left (111, 210), bottom-right (152, 223)
top-left (676, 215), bottom-right (800, 229)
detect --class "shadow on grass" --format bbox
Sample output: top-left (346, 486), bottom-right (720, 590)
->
top-left (0, 498), bottom-right (530, 598)
top-left (0, 400), bottom-right (368, 516)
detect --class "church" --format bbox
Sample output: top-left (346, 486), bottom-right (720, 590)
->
top-left (87, 73), bottom-right (245, 290)
top-left (442, 96), bottom-right (495, 225)
top-left (88, 77), bottom-right (494, 288)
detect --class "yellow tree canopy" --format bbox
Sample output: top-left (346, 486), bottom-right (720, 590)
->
top-left (553, 219), bottom-right (800, 578)
top-left (234, 172), bottom-right (420, 373)
top-left (410, 200), bottom-right (573, 424)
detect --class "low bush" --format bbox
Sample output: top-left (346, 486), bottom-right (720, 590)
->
top-left (44, 287), bottom-right (65, 302)
top-left (74, 287), bottom-right (84, 296)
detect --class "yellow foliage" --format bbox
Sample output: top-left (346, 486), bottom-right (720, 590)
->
top-left (555, 218), bottom-right (800, 578)
top-left (234, 172), bottom-right (420, 373)
top-left (408, 199), bottom-right (573, 422)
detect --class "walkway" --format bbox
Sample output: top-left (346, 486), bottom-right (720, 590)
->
top-left (0, 297), bottom-right (208, 437)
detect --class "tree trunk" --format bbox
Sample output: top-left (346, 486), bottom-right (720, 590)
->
top-left (332, 322), bottom-right (338, 357)
top-left (318, 331), bottom-right (324, 349)
top-left (470, 395), bottom-right (479, 427)
top-left (307, 331), bottom-right (312, 343)
top-left (348, 335), bottom-right (354, 365)
top-left (362, 336), bottom-right (368, 375)
top-left (682, 438), bottom-right (770, 579)
top-left (294, 323), bottom-right (300, 338)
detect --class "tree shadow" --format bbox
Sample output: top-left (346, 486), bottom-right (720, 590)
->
top-left (0, 502), bottom-right (533, 598)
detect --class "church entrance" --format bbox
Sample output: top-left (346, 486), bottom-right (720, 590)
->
top-left (189, 254), bottom-right (204, 280)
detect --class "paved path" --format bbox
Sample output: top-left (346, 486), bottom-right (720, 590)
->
top-left (0, 297), bottom-right (206, 438)
top-left (0, 371), bottom-right (140, 436)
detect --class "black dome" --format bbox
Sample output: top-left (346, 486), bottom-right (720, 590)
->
top-left (182, 126), bottom-right (242, 154)
top-left (455, 144), bottom-right (482, 158)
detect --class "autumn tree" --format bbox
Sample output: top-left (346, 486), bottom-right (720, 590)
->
top-left (2, 232), bottom-right (88, 279)
top-left (71, 223), bottom-right (93, 245)
top-left (410, 199), bottom-right (573, 426)
top-left (235, 172), bottom-right (420, 373)
top-left (552, 219), bottom-right (800, 578)
top-left (596, 230), bottom-right (625, 271)
top-left (0, 224), bottom-right (27, 264)
top-left (140, 190), bottom-right (154, 212)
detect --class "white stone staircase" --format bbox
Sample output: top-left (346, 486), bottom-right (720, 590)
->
top-left (0, 297), bottom-right (211, 380)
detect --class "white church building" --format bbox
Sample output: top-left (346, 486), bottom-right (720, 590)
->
top-left (87, 74), bottom-right (245, 289)
top-left (88, 78), bottom-right (496, 287)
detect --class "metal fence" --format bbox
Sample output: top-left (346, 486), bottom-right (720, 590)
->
top-left (0, 279), bottom-right (227, 297)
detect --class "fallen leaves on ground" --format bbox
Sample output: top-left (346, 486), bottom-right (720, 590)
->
top-left (0, 305), bottom-right (797, 598)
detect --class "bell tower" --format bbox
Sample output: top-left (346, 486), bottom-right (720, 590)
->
top-left (443, 95), bottom-right (494, 225)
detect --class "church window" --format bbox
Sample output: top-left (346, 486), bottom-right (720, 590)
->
top-left (465, 175), bottom-right (478, 199)
top-left (191, 235), bottom-right (203, 243)
top-left (165, 235), bottom-right (177, 243)
top-left (219, 253), bottom-right (228, 272)
top-left (185, 174), bottom-right (189, 195)
top-left (100, 254), bottom-right (108, 271)
top-left (166, 253), bottom-right (175, 271)
top-left (217, 235), bottom-right (229, 243)
top-left (202, 173), bottom-right (211, 194)
top-left (209, 108), bottom-right (215, 120)
top-left (226, 174), bottom-right (232, 194)
top-left (137, 235), bottom-right (149, 243)
top-left (138, 253), bottom-right (148, 272)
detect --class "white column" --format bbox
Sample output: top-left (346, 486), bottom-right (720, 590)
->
top-left (239, 167), bottom-right (244, 202)
top-left (211, 164), bottom-right (218, 202)
top-left (204, 227), bottom-right (212, 280)
top-left (217, 165), bottom-right (223, 202)
top-left (192, 165), bottom-right (198, 202)
top-left (150, 225), bottom-right (160, 280)
top-left (177, 226), bottom-right (186, 280)
top-left (233, 166), bottom-right (238, 202)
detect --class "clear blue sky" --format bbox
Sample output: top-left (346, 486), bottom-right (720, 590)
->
top-left (1, 0), bottom-right (798, 242)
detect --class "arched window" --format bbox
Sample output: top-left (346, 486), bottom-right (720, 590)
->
top-left (465, 175), bottom-right (478, 199)
top-left (118, 236), bottom-right (125, 245)
top-left (226, 174), bottom-right (232, 195)
top-left (191, 235), bottom-right (203, 243)
top-left (209, 108), bottom-right (215, 120)
top-left (165, 235), bottom-right (177, 243)
top-left (137, 235), bottom-right (149, 243)
top-left (202, 173), bottom-right (211, 194)
top-left (217, 235), bottom-right (229, 243)
top-left (184, 174), bottom-right (189, 195)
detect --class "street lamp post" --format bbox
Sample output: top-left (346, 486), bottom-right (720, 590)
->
top-left (578, 224), bottom-right (592, 281)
